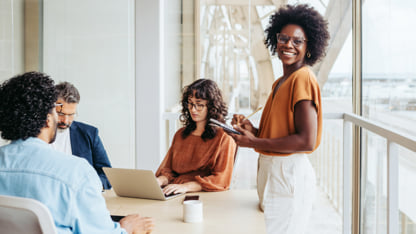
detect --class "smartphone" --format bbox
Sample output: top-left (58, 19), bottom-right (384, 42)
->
top-left (184, 195), bottom-right (199, 202)
top-left (209, 118), bottom-right (241, 135)
top-left (111, 215), bottom-right (125, 222)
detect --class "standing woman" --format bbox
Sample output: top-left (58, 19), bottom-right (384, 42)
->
top-left (230, 4), bottom-right (329, 234)
top-left (156, 79), bottom-right (236, 195)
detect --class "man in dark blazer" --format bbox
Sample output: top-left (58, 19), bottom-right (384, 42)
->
top-left (51, 82), bottom-right (112, 189)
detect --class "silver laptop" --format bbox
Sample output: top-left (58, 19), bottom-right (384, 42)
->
top-left (103, 167), bottom-right (184, 201)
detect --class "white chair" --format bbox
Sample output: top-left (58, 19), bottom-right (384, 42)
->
top-left (229, 146), bottom-right (239, 189)
top-left (0, 195), bottom-right (57, 234)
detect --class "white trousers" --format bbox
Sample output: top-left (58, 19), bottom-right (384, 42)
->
top-left (257, 153), bottom-right (316, 234)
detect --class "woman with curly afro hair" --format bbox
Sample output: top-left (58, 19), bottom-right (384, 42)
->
top-left (230, 4), bottom-right (329, 234)
top-left (156, 79), bottom-right (236, 195)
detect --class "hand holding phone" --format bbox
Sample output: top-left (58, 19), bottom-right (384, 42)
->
top-left (209, 118), bottom-right (241, 135)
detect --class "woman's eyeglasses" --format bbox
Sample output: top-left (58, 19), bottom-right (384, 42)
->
top-left (277, 33), bottom-right (307, 47)
top-left (186, 102), bottom-right (206, 111)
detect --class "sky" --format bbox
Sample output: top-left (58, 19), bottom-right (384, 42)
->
top-left (331, 0), bottom-right (416, 78)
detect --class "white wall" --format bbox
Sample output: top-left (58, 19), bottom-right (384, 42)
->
top-left (164, 0), bottom-right (182, 111)
top-left (136, 0), bottom-right (184, 170)
top-left (135, 0), bottom-right (165, 170)
top-left (1, 0), bottom-right (183, 171)
top-left (43, 0), bottom-right (135, 168)
top-left (0, 0), bottom-right (24, 146)
top-left (0, 0), bottom-right (24, 81)
top-left (162, 0), bottom-right (183, 160)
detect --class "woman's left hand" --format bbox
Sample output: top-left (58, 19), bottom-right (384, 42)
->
top-left (162, 184), bottom-right (188, 195)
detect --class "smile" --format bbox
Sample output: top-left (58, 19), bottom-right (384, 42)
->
top-left (282, 51), bottom-right (296, 56)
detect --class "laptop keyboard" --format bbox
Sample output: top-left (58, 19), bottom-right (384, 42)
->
top-left (164, 193), bottom-right (178, 198)
top-left (164, 192), bottom-right (184, 199)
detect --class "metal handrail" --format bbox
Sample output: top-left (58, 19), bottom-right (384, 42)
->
top-left (343, 113), bottom-right (416, 152)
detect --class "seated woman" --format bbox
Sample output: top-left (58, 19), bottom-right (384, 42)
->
top-left (156, 79), bottom-right (237, 195)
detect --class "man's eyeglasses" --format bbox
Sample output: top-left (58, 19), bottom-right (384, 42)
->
top-left (186, 102), bottom-right (206, 111)
top-left (55, 103), bottom-right (77, 118)
top-left (277, 33), bottom-right (307, 47)
top-left (57, 112), bottom-right (77, 118)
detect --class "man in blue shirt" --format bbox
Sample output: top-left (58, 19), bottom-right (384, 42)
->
top-left (0, 72), bottom-right (154, 234)
top-left (51, 81), bottom-right (112, 189)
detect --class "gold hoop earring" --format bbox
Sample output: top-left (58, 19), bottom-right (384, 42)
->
top-left (306, 51), bottom-right (311, 58)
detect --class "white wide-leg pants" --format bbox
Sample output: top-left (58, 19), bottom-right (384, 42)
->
top-left (257, 153), bottom-right (316, 234)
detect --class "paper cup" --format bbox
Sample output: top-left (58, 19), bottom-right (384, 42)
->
top-left (183, 200), bottom-right (203, 223)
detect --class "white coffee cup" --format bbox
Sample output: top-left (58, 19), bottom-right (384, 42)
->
top-left (183, 200), bottom-right (203, 223)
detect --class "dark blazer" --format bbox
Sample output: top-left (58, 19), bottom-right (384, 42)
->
top-left (70, 121), bottom-right (112, 189)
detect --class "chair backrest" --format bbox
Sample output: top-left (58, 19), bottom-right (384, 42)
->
top-left (229, 146), bottom-right (239, 189)
top-left (0, 195), bottom-right (57, 234)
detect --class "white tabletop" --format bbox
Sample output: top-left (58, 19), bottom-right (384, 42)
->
top-left (103, 189), bottom-right (266, 234)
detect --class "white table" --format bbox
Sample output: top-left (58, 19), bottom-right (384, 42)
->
top-left (103, 189), bottom-right (266, 234)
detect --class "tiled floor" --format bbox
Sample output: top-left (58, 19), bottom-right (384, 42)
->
top-left (307, 189), bottom-right (342, 234)
top-left (232, 147), bottom-right (342, 234)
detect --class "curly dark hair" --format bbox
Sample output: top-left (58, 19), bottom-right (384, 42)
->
top-left (180, 79), bottom-right (228, 140)
top-left (264, 4), bottom-right (330, 66)
top-left (0, 71), bottom-right (57, 140)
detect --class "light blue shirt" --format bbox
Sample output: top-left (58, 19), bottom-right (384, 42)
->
top-left (0, 137), bottom-right (127, 234)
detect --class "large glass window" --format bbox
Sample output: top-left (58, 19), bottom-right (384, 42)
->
top-left (362, 0), bottom-right (416, 233)
top-left (362, 0), bottom-right (416, 136)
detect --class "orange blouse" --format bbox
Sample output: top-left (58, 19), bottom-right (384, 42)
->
top-left (156, 127), bottom-right (237, 191)
top-left (256, 66), bottom-right (322, 156)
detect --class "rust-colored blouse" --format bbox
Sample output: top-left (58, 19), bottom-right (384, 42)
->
top-left (155, 127), bottom-right (237, 191)
top-left (256, 66), bottom-right (322, 156)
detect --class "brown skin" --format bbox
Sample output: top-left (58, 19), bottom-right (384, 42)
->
top-left (155, 93), bottom-right (205, 195)
top-left (119, 214), bottom-right (155, 234)
top-left (230, 24), bottom-right (318, 155)
top-left (38, 110), bottom-right (59, 144)
top-left (231, 101), bottom-right (317, 153)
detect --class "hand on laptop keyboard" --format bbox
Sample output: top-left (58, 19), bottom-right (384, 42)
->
top-left (161, 181), bottom-right (202, 196)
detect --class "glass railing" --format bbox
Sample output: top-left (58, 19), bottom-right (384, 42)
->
top-left (312, 113), bottom-right (416, 234)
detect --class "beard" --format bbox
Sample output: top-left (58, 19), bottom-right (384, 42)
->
top-left (57, 122), bottom-right (70, 129)
top-left (49, 119), bottom-right (58, 144)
